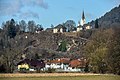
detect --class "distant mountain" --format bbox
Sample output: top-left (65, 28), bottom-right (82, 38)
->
top-left (89, 5), bottom-right (120, 28)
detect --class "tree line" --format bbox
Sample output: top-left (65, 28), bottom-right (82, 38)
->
top-left (1, 19), bottom-right (44, 38)
top-left (84, 27), bottom-right (120, 75)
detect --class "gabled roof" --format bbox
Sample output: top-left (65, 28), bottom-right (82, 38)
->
top-left (30, 60), bottom-right (45, 68)
top-left (47, 58), bottom-right (70, 64)
top-left (17, 59), bottom-right (30, 65)
top-left (77, 25), bottom-right (82, 28)
top-left (83, 24), bottom-right (89, 26)
top-left (69, 59), bottom-right (80, 67)
top-left (17, 59), bottom-right (45, 68)
top-left (54, 24), bottom-right (66, 29)
top-left (69, 59), bottom-right (86, 68)
top-left (46, 28), bottom-right (53, 31)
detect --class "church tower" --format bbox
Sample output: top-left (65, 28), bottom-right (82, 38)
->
top-left (78, 21), bottom-right (80, 26)
top-left (81, 11), bottom-right (85, 26)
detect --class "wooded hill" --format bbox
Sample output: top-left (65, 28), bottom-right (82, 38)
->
top-left (89, 5), bottom-right (120, 28)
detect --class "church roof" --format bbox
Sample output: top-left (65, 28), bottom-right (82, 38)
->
top-left (77, 25), bottom-right (82, 28)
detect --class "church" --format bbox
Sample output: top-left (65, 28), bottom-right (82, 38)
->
top-left (52, 11), bottom-right (92, 33)
top-left (77, 11), bottom-right (91, 32)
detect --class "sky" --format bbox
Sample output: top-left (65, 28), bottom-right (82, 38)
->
top-left (0, 0), bottom-right (120, 28)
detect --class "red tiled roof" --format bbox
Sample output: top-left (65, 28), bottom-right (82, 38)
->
top-left (47, 58), bottom-right (70, 64)
top-left (69, 59), bottom-right (86, 68)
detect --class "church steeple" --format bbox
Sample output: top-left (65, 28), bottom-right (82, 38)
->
top-left (81, 11), bottom-right (85, 26)
top-left (82, 11), bottom-right (85, 20)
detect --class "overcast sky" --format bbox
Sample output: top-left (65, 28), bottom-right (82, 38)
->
top-left (0, 0), bottom-right (120, 28)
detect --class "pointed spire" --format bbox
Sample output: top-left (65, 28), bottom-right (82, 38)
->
top-left (82, 11), bottom-right (85, 20)
top-left (81, 11), bottom-right (85, 26)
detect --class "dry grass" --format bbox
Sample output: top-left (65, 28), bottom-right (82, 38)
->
top-left (0, 73), bottom-right (112, 77)
top-left (0, 73), bottom-right (119, 80)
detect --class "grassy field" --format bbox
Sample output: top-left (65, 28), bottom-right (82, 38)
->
top-left (0, 73), bottom-right (119, 80)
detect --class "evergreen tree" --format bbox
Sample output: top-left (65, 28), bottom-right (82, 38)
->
top-left (51, 24), bottom-right (54, 29)
top-left (58, 41), bottom-right (67, 52)
top-left (95, 19), bottom-right (99, 28)
top-left (2, 19), bottom-right (18, 38)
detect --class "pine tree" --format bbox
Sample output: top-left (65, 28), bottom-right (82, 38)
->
top-left (58, 41), bottom-right (67, 52)
top-left (95, 19), bottom-right (99, 28)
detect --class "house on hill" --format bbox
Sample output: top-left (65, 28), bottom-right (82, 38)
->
top-left (46, 28), bottom-right (53, 32)
top-left (35, 28), bottom-right (43, 33)
top-left (84, 24), bottom-right (92, 30)
top-left (53, 24), bottom-right (66, 33)
top-left (77, 25), bottom-right (83, 31)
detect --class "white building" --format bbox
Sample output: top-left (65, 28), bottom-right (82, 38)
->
top-left (53, 28), bottom-right (58, 33)
top-left (85, 25), bottom-right (91, 29)
top-left (77, 11), bottom-right (86, 32)
top-left (45, 58), bottom-right (70, 71)
top-left (53, 24), bottom-right (66, 33)
top-left (77, 25), bottom-right (83, 32)
top-left (77, 11), bottom-right (92, 31)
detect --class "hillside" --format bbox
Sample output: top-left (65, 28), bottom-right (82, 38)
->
top-left (20, 31), bottom-right (88, 59)
top-left (0, 31), bottom-right (89, 60)
top-left (89, 5), bottom-right (120, 28)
